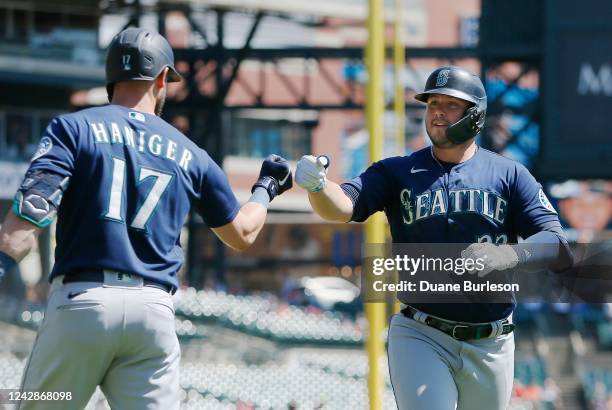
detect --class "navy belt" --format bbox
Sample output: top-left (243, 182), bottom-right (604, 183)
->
top-left (62, 270), bottom-right (175, 295)
top-left (401, 305), bottom-right (514, 341)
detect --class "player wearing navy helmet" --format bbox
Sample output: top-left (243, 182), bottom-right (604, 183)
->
top-left (295, 66), bottom-right (572, 410)
top-left (0, 27), bottom-right (292, 409)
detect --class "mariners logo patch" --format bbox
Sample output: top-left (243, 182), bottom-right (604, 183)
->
top-left (436, 69), bottom-right (451, 87)
top-left (129, 111), bottom-right (146, 122)
top-left (31, 137), bottom-right (53, 161)
top-left (538, 189), bottom-right (557, 213)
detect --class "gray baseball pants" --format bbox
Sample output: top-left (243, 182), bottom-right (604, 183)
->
top-left (18, 272), bottom-right (181, 410)
top-left (388, 312), bottom-right (515, 410)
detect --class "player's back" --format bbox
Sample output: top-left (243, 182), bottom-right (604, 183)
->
top-left (35, 104), bottom-right (220, 288)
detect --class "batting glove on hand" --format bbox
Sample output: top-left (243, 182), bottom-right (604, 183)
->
top-left (252, 154), bottom-right (293, 201)
top-left (295, 155), bottom-right (330, 192)
top-left (461, 243), bottom-right (519, 277)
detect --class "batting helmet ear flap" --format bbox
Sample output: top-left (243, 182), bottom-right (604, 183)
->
top-left (446, 105), bottom-right (486, 144)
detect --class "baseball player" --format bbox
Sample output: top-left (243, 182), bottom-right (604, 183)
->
top-left (0, 28), bottom-right (292, 410)
top-left (295, 66), bottom-right (572, 409)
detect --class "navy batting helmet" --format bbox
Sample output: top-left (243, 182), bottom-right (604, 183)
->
top-left (415, 66), bottom-right (487, 144)
top-left (105, 27), bottom-right (181, 100)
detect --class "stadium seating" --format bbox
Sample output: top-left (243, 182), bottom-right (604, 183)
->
top-left (178, 358), bottom-right (398, 409)
top-left (514, 357), bottom-right (548, 386)
top-left (596, 322), bottom-right (612, 350)
top-left (13, 288), bottom-right (364, 345)
top-left (0, 348), bottom-right (398, 410)
top-left (173, 288), bottom-right (364, 345)
top-left (0, 348), bottom-right (560, 410)
top-left (0, 354), bottom-right (25, 389)
top-left (581, 367), bottom-right (612, 404)
top-left (3, 290), bottom-right (574, 410)
top-left (176, 319), bottom-right (208, 340)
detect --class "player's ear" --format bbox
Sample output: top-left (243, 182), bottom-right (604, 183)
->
top-left (155, 68), bottom-right (169, 91)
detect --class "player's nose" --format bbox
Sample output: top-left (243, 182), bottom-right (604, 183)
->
top-left (433, 110), bottom-right (446, 119)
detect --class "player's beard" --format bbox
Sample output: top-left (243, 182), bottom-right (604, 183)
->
top-left (155, 88), bottom-right (167, 116)
top-left (425, 123), bottom-right (455, 149)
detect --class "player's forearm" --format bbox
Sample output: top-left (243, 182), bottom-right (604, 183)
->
top-left (512, 230), bottom-right (573, 273)
top-left (235, 202), bottom-right (268, 247)
top-left (232, 158), bottom-right (288, 247)
top-left (308, 180), bottom-right (353, 223)
top-left (212, 156), bottom-right (292, 252)
top-left (212, 202), bottom-right (267, 252)
top-left (0, 211), bottom-right (41, 262)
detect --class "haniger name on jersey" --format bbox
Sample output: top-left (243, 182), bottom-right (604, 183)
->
top-left (89, 122), bottom-right (194, 171)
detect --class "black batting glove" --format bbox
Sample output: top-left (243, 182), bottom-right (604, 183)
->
top-left (251, 154), bottom-right (293, 201)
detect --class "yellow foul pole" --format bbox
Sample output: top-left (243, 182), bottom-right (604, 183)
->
top-left (394, 0), bottom-right (405, 156)
top-left (365, 0), bottom-right (385, 409)
top-left (392, 0), bottom-right (405, 316)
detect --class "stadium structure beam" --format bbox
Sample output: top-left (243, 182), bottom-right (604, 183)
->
top-left (162, 0), bottom-right (406, 22)
top-left (217, 12), bottom-right (264, 103)
top-left (479, 60), bottom-right (540, 169)
top-left (169, 101), bottom-right (425, 111)
top-left (173, 46), bottom-right (481, 60)
top-left (169, 46), bottom-right (479, 111)
top-left (211, 8), bottom-right (227, 287)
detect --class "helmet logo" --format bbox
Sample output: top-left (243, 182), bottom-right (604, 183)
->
top-left (435, 69), bottom-right (450, 87)
top-left (122, 55), bottom-right (132, 71)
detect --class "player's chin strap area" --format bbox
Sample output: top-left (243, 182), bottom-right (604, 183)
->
top-left (13, 170), bottom-right (70, 228)
top-left (402, 305), bottom-right (514, 341)
top-left (446, 97), bottom-right (487, 145)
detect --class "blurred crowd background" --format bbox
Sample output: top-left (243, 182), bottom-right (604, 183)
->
top-left (0, 0), bottom-right (610, 409)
